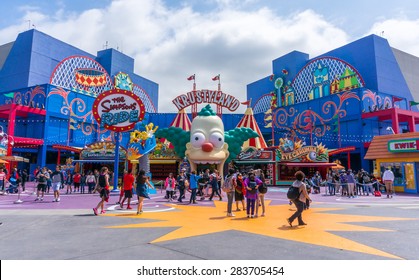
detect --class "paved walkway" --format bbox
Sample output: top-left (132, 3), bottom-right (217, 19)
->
top-left (1, 182), bottom-right (419, 260)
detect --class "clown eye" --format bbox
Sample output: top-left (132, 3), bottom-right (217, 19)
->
top-left (209, 132), bottom-right (224, 148)
top-left (191, 132), bottom-right (206, 148)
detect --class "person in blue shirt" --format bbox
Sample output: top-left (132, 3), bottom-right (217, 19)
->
top-left (188, 171), bottom-right (201, 204)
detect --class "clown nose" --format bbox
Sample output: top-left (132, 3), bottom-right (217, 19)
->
top-left (202, 142), bottom-right (214, 152)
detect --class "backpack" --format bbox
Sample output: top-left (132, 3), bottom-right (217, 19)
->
top-left (248, 180), bottom-right (257, 194)
top-left (287, 186), bottom-right (300, 200)
top-left (259, 183), bottom-right (268, 194)
top-left (222, 175), bottom-right (234, 193)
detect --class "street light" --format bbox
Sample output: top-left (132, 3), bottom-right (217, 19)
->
top-left (386, 127), bottom-right (395, 134)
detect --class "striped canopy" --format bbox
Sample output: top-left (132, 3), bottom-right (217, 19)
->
top-left (236, 107), bottom-right (267, 149)
top-left (170, 109), bottom-right (192, 131)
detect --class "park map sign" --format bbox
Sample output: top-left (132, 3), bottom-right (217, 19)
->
top-left (92, 89), bottom-right (145, 132)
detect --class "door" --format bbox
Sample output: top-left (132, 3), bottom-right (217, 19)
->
top-left (405, 163), bottom-right (417, 193)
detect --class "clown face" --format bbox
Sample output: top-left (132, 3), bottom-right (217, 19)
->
top-left (185, 114), bottom-right (229, 176)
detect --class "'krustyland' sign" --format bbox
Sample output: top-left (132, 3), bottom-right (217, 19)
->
top-left (93, 89), bottom-right (145, 132)
top-left (172, 90), bottom-right (240, 111)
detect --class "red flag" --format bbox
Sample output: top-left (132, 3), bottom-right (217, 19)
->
top-left (187, 74), bottom-right (195, 81)
top-left (241, 100), bottom-right (251, 106)
top-left (212, 74), bottom-right (220, 81)
top-left (392, 96), bottom-right (403, 103)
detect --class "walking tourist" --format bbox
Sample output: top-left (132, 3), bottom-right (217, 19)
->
top-left (120, 169), bottom-right (134, 209)
top-left (136, 169), bottom-right (154, 215)
top-left (93, 167), bottom-right (110, 215)
top-left (383, 166), bottom-right (395, 198)
top-left (287, 171), bottom-right (312, 227)
top-left (223, 169), bottom-right (237, 217)
top-left (51, 166), bottom-right (64, 202)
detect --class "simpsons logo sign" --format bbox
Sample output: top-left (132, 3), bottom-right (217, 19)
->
top-left (93, 89), bottom-right (145, 132)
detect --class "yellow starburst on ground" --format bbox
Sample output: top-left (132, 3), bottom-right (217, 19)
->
top-left (107, 201), bottom-right (412, 259)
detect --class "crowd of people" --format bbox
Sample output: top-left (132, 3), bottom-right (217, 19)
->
top-left (1, 162), bottom-right (396, 226)
top-left (302, 168), bottom-right (392, 198)
top-left (158, 168), bottom-right (269, 218)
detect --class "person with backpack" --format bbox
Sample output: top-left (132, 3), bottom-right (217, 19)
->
top-left (222, 169), bottom-right (237, 217)
top-left (255, 171), bottom-right (268, 217)
top-left (35, 167), bottom-right (49, 201)
top-left (286, 171), bottom-right (312, 227)
top-left (244, 171), bottom-right (263, 218)
top-left (164, 172), bottom-right (176, 202)
top-left (93, 167), bottom-right (110, 215)
top-left (234, 173), bottom-right (246, 212)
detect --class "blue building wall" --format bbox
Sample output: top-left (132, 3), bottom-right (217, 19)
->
top-left (248, 34), bottom-right (415, 172)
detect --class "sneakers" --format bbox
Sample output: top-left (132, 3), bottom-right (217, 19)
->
top-left (298, 222), bottom-right (307, 226)
top-left (261, 213), bottom-right (265, 217)
top-left (56, 198), bottom-right (60, 202)
top-left (127, 206), bottom-right (132, 210)
top-left (40, 197), bottom-right (43, 201)
top-left (93, 208), bottom-right (98, 216)
top-left (286, 218), bottom-right (293, 227)
top-left (100, 210), bottom-right (106, 214)
top-left (35, 197), bottom-right (40, 201)
top-left (120, 203), bottom-right (124, 209)
top-left (227, 213), bottom-right (235, 217)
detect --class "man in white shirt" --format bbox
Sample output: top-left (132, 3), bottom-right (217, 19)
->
top-left (382, 166), bottom-right (395, 198)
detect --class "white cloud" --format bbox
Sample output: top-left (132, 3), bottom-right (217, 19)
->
top-left (368, 17), bottom-right (419, 56)
top-left (4, 0), bottom-right (418, 114)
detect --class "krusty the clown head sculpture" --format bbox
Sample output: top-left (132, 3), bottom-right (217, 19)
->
top-left (155, 105), bottom-right (259, 179)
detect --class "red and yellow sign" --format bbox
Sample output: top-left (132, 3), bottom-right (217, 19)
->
top-left (92, 89), bottom-right (145, 132)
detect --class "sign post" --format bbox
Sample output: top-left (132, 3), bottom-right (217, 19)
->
top-left (92, 89), bottom-right (145, 191)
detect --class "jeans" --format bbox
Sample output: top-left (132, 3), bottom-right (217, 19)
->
top-left (189, 188), bottom-right (197, 203)
top-left (288, 199), bottom-right (305, 225)
top-left (209, 187), bottom-right (222, 200)
top-left (178, 187), bottom-right (185, 202)
top-left (328, 182), bottom-right (335, 195)
top-left (227, 191), bottom-right (234, 214)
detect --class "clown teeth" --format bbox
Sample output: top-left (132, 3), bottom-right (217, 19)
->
top-left (194, 160), bottom-right (221, 164)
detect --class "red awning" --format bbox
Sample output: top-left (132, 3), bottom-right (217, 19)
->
top-left (280, 162), bottom-right (337, 167)
top-left (12, 136), bottom-right (44, 147)
top-left (52, 144), bottom-right (82, 153)
top-left (328, 146), bottom-right (356, 156)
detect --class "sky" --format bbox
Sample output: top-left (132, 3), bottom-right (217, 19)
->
top-left (1, 0), bottom-right (419, 113)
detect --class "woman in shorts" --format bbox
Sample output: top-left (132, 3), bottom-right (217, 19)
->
top-left (93, 167), bottom-right (110, 215)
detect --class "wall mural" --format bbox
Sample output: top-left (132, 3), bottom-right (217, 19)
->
top-left (2, 85), bottom-right (46, 107)
top-left (362, 89), bottom-right (393, 112)
top-left (271, 91), bottom-right (360, 138)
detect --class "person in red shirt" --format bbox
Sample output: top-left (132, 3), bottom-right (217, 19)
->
top-left (73, 172), bottom-right (81, 193)
top-left (120, 169), bottom-right (135, 210)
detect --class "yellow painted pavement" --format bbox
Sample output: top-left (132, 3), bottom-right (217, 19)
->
top-left (107, 200), bottom-right (414, 259)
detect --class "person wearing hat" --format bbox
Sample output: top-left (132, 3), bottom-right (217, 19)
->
top-left (382, 166), bottom-right (395, 198)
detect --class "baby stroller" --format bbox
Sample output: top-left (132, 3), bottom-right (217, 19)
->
top-left (6, 179), bottom-right (19, 194)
